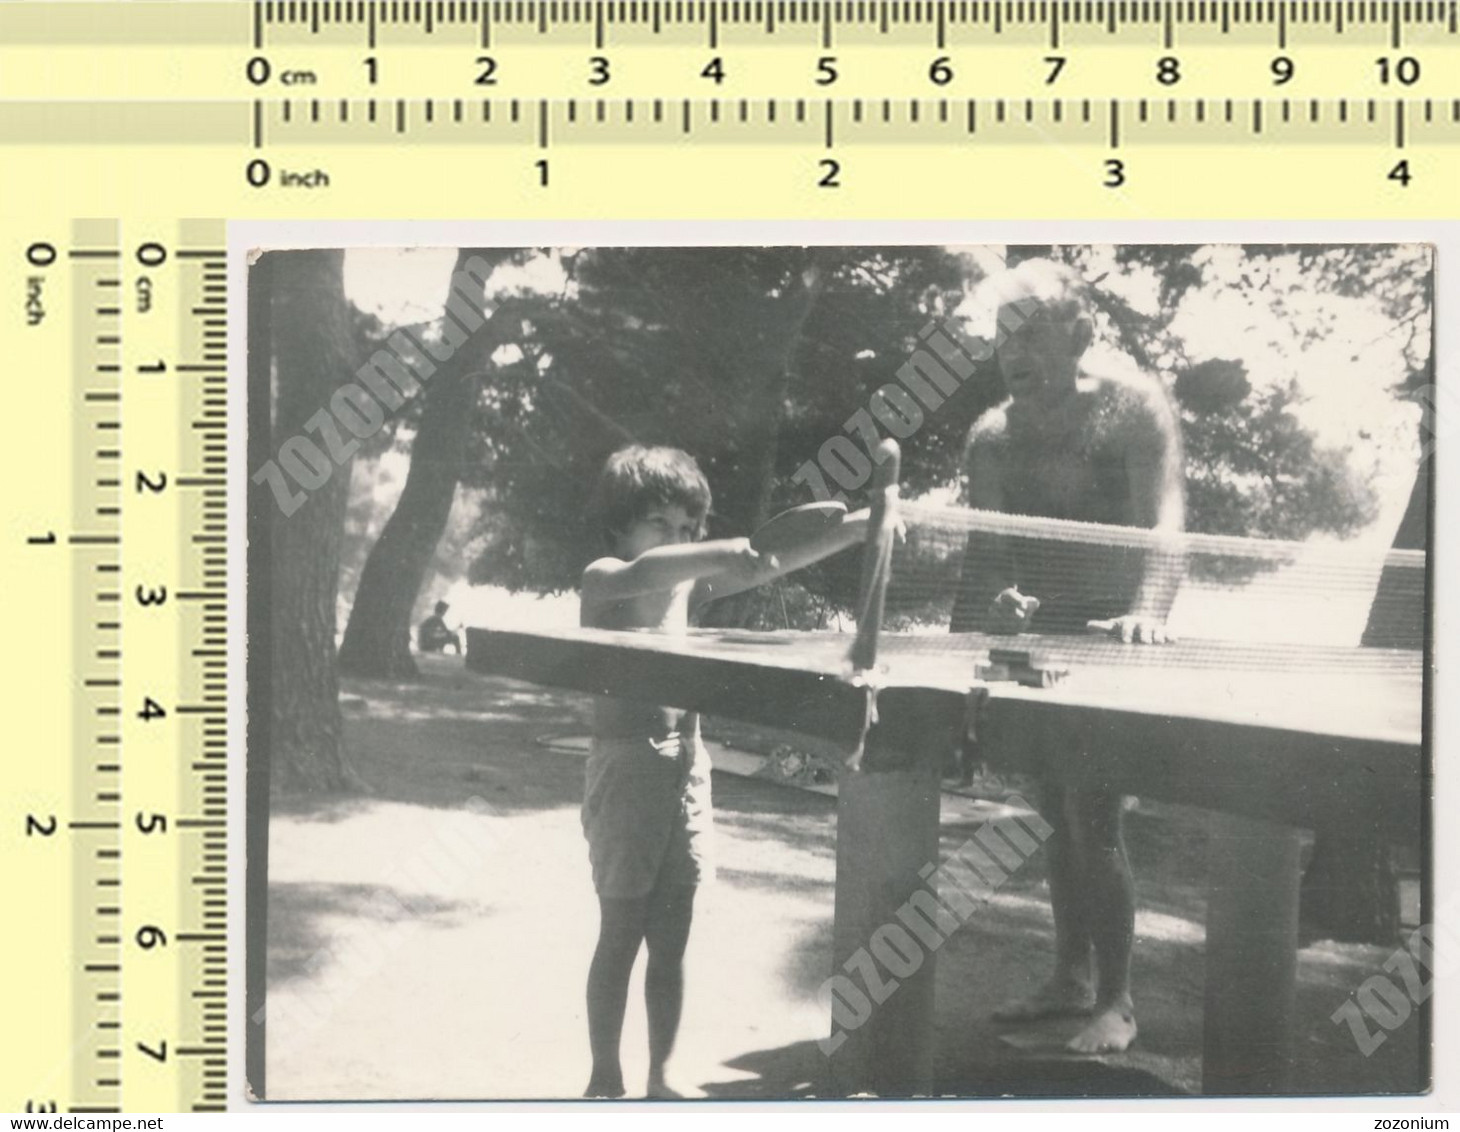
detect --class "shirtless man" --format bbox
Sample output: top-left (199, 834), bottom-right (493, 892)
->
top-left (950, 259), bottom-right (1185, 1054)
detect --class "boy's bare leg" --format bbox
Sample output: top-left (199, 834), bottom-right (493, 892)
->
top-left (1066, 790), bottom-right (1138, 1054)
top-left (644, 884), bottom-right (698, 1098)
top-left (586, 896), bottom-right (649, 1098)
top-left (993, 782), bottom-right (1097, 1021)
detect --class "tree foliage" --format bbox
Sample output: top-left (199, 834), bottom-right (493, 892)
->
top-left (465, 246), bottom-right (977, 595)
top-left (337, 249), bottom-right (525, 679)
top-left (1049, 244), bottom-right (1421, 546)
top-left (1183, 375), bottom-right (1378, 542)
top-left (334, 243), bottom-right (1425, 622)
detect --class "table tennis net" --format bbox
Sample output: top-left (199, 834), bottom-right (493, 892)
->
top-left (764, 502), bottom-right (1425, 656)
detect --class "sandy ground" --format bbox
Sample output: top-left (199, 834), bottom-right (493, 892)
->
top-left (262, 655), bottom-right (1423, 1102)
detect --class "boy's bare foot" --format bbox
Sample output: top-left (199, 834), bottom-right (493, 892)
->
top-left (992, 977), bottom-right (1096, 1022)
top-left (584, 1074), bottom-right (626, 1099)
top-left (646, 1072), bottom-right (703, 1099)
top-left (1066, 1004), bottom-right (1138, 1054)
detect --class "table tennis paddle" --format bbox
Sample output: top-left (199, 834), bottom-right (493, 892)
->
top-left (749, 500), bottom-right (848, 561)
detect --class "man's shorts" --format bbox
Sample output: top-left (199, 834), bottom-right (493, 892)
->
top-left (582, 731), bottom-right (714, 899)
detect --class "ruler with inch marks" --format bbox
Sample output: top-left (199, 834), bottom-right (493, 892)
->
top-left (3, 222), bottom-right (233, 1113)
top-left (2, 1), bottom-right (1460, 213)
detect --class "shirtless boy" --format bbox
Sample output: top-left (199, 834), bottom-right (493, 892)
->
top-left (580, 444), bottom-right (881, 1097)
top-left (951, 260), bottom-right (1186, 1054)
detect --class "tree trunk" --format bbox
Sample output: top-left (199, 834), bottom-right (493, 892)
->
top-left (740, 254), bottom-right (827, 528)
top-left (1360, 461), bottom-right (1427, 649)
top-left (265, 250), bottom-right (360, 794)
top-left (700, 254), bottom-right (826, 629)
top-left (337, 249), bottom-right (513, 679)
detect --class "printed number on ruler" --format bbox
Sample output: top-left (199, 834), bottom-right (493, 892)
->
top-left (0, 2), bottom-right (1457, 213)
top-left (1, 221), bottom-right (231, 1113)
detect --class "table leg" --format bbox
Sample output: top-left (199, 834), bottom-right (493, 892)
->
top-left (1202, 811), bottom-right (1303, 1094)
top-left (827, 763), bottom-right (942, 1097)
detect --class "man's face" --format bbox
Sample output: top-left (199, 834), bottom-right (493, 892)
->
top-left (994, 300), bottom-right (1089, 402)
top-left (615, 503), bottom-right (700, 560)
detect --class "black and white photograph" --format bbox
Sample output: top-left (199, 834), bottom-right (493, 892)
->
top-left (246, 241), bottom-right (1431, 1102)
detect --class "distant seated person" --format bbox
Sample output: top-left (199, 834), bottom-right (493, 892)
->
top-left (417, 600), bottom-right (462, 655)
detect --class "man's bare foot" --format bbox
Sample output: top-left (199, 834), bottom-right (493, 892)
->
top-left (646, 1074), bottom-right (703, 1100)
top-left (1066, 1004), bottom-right (1138, 1054)
top-left (992, 978), bottom-right (1096, 1022)
top-left (583, 1074), bottom-right (626, 1099)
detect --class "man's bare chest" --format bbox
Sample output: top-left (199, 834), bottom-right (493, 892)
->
top-left (1001, 437), bottom-right (1132, 525)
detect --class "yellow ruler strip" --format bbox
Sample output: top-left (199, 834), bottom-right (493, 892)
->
top-left (1, 221), bottom-right (229, 1113)
top-left (2, 1), bottom-right (1457, 101)
top-left (0, 100), bottom-right (1451, 216)
top-left (0, 1), bottom-right (1458, 214)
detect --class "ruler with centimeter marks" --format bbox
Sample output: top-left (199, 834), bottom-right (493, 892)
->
top-left (3, 223), bottom-right (231, 1114)
top-left (0, 0), bottom-right (1456, 1115)
top-left (0, 1), bottom-right (1458, 214)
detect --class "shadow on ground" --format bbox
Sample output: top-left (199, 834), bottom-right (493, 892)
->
top-left (267, 879), bottom-right (487, 986)
top-left (272, 656), bottom-right (592, 822)
top-left (263, 656), bottom-right (1424, 1100)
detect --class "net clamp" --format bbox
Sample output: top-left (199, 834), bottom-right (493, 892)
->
top-left (975, 648), bottom-right (1070, 689)
top-left (842, 666), bottom-right (883, 774)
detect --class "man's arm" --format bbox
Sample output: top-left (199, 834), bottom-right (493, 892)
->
top-left (950, 430), bottom-right (1017, 633)
top-left (1123, 390), bottom-right (1186, 625)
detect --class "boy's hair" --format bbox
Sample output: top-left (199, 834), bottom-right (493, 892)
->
top-left (590, 445), bottom-right (712, 547)
top-left (434, 600), bottom-right (449, 615)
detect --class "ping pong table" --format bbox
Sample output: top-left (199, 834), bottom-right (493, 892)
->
top-left (466, 624), bottom-right (1426, 1096)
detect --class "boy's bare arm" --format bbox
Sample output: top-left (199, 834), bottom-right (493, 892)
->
top-left (692, 508), bottom-right (878, 606)
top-left (582, 538), bottom-right (775, 604)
